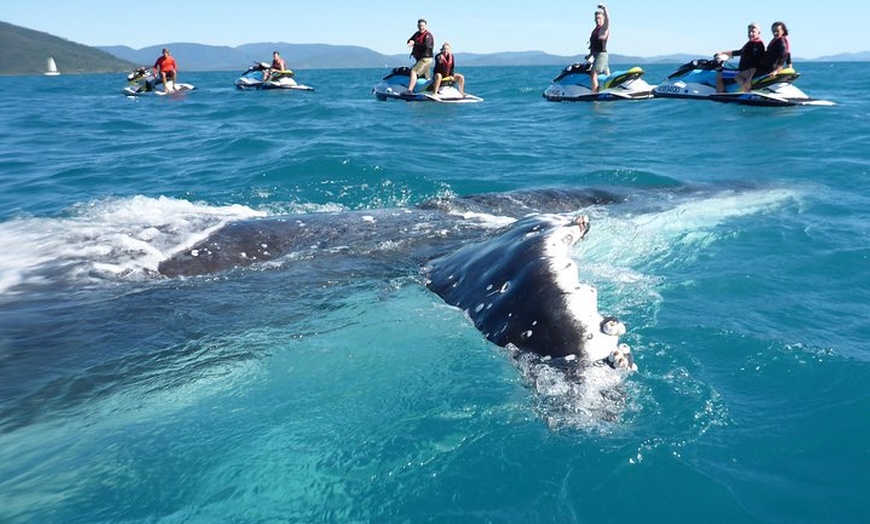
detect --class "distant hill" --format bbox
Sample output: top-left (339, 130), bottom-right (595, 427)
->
top-left (98, 42), bottom-right (705, 71)
top-left (815, 51), bottom-right (870, 61)
top-left (107, 42), bottom-right (870, 71)
top-left (3, 18), bottom-right (866, 75)
top-left (101, 42), bottom-right (397, 71)
top-left (0, 21), bottom-right (135, 75)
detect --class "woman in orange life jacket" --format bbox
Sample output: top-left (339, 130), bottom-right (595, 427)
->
top-left (430, 42), bottom-right (465, 97)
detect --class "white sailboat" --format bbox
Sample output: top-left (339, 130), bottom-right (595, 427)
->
top-left (44, 57), bottom-right (60, 76)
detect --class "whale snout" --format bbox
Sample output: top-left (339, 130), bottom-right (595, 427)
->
top-left (602, 344), bottom-right (636, 371)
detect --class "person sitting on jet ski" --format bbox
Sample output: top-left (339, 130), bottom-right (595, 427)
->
top-left (715, 22), bottom-right (765, 92)
top-left (263, 51), bottom-right (286, 82)
top-left (152, 48), bottom-right (178, 94)
top-left (430, 42), bottom-right (465, 97)
top-left (757, 21), bottom-right (792, 76)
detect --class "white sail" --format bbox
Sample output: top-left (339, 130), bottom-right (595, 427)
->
top-left (45, 57), bottom-right (60, 76)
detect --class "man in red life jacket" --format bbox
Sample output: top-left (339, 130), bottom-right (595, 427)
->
top-left (430, 42), bottom-right (465, 98)
top-left (406, 18), bottom-right (434, 93)
top-left (153, 48), bottom-right (179, 94)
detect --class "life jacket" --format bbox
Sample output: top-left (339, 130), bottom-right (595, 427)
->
top-left (436, 52), bottom-right (454, 76)
top-left (589, 25), bottom-right (608, 54)
top-left (411, 30), bottom-right (433, 59)
top-left (156, 55), bottom-right (177, 73)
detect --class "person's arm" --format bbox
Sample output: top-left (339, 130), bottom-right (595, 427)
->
top-left (720, 40), bottom-right (748, 59)
top-left (774, 40), bottom-right (787, 73)
top-left (599, 4), bottom-right (610, 38)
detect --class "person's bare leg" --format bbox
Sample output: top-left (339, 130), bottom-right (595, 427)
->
top-left (431, 73), bottom-right (442, 96)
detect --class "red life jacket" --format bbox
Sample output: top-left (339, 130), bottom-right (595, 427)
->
top-left (413, 30), bottom-right (429, 45)
top-left (436, 52), bottom-right (454, 76)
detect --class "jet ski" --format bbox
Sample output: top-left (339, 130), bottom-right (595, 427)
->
top-left (543, 63), bottom-right (656, 101)
top-left (234, 62), bottom-right (314, 91)
top-left (653, 56), bottom-right (834, 107)
top-left (123, 67), bottom-right (195, 96)
top-left (372, 66), bottom-right (482, 103)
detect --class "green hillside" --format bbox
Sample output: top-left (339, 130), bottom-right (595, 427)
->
top-left (0, 20), bottom-right (135, 75)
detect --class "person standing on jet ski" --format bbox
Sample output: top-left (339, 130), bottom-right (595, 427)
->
top-left (587, 4), bottom-right (610, 93)
top-left (758, 21), bottom-right (792, 76)
top-left (715, 22), bottom-right (765, 93)
top-left (406, 18), bottom-right (434, 93)
top-left (430, 42), bottom-right (466, 97)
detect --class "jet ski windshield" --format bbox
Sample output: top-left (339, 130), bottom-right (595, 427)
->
top-left (667, 58), bottom-right (723, 79)
top-left (552, 62), bottom-right (592, 82)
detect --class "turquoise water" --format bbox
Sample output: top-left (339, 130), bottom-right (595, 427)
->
top-left (0, 63), bottom-right (868, 523)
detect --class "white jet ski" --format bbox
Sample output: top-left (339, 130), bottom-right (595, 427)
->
top-left (372, 66), bottom-right (482, 103)
top-left (234, 62), bottom-right (314, 91)
top-left (123, 67), bottom-right (195, 97)
top-left (543, 63), bottom-right (656, 102)
top-left (653, 56), bottom-right (834, 107)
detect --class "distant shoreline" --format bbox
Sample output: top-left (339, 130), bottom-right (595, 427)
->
top-left (3, 19), bottom-right (865, 75)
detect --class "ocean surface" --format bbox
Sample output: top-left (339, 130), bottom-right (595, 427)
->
top-left (0, 62), bottom-right (868, 523)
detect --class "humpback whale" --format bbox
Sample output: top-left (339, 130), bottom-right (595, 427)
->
top-left (424, 214), bottom-right (634, 369)
top-left (157, 188), bottom-right (634, 370)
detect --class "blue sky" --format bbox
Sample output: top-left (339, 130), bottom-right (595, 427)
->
top-left (3, 1), bottom-right (867, 58)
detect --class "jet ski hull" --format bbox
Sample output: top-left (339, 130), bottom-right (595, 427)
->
top-left (235, 79), bottom-right (314, 91)
top-left (234, 64), bottom-right (314, 91)
top-left (123, 84), bottom-right (195, 97)
top-left (654, 59), bottom-right (834, 106)
top-left (543, 65), bottom-right (656, 102)
top-left (122, 68), bottom-right (195, 96)
top-left (373, 66), bottom-right (482, 103)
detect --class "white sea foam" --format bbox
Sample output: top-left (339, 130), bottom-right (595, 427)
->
top-left (578, 188), bottom-right (801, 268)
top-left (512, 348), bottom-right (634, 430)
top-left (570, 187), bottom-right (803, 314)
top-left (0, 195), bottom-right (265, 295)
